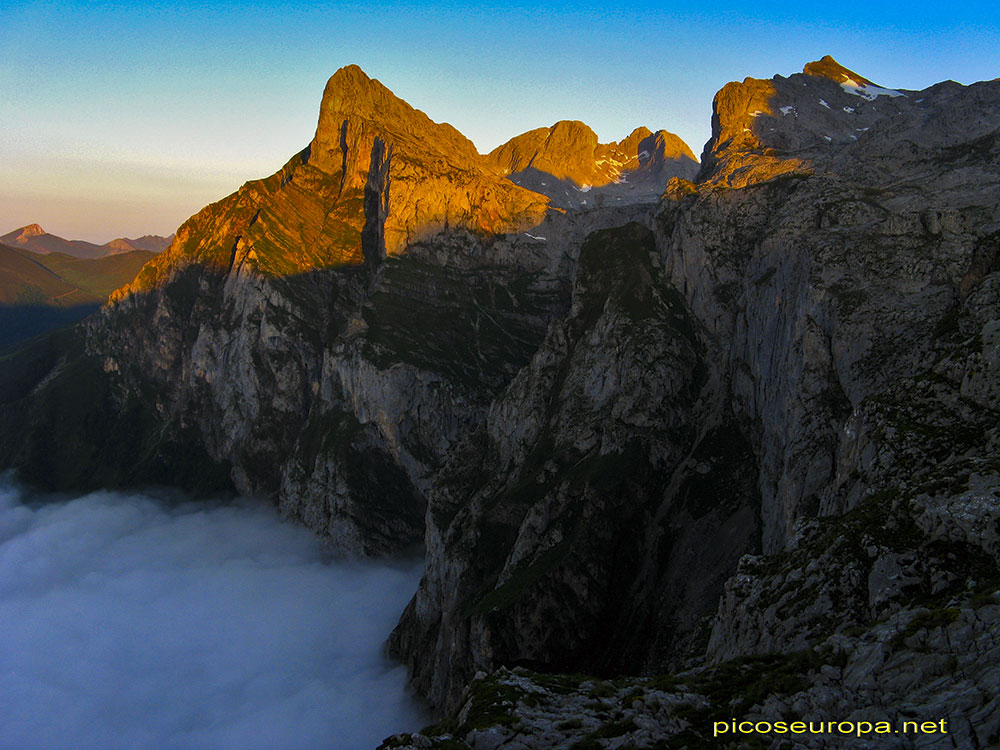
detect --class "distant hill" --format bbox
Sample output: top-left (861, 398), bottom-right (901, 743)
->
top-left (1, 224), bottom-right (106, 259)
top-left (0, 241), bottom-right (155, 349)
top-left (32, 249), bottom-right (157, 299)
top-left (0, 242), bottom-right (90, 305)
top-left (103, 234), bottom-right (174, 254)
top-left (0, 224), bottom-right (173, 259)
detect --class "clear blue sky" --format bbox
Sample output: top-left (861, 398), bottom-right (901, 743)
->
top-left (2, 0), bottom-right (997, 242)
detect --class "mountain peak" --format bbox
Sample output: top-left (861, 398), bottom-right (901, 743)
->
top-left (105, 238), bottom-right (137, 253)
top-left (549, 119), bottom-right (599, 139)
top-left (310, 64), bottom-right (481, 176)
top-left (488, 121), bottom-right (599, 184)
top-left (10, 223), bottom-right (46, 242)
top-left (803, 55), bottom-right (875, 87)
top-left (330, 63), bottom-right (369, 83)
top-left (320, 64), bottom-right (392, 117)
top-left (0, 223), bottom-right (106, 258)
top-left (624, 126), bottom-right (654, 143)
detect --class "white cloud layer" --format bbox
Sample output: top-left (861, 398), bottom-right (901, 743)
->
top-left (0, 478), bottom-right (426, 749)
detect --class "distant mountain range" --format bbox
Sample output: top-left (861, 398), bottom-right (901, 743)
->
top-left (0, 224), bottom-right (173, 259)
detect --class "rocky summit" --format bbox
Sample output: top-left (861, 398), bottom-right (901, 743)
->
top-left (488, 121), bottom-right (698, 208)
top-left (1, 57), bottom-right (998, 748)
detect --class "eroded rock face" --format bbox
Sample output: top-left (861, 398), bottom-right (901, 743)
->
top-left (699, 55), bottom-right (1000, 192)
top-left (0, 64), bottom-right (695, 556)
top-left (362, 137), bottom-right (392, 273)
top-left (117, 66), bottom-right (552, 298)
top-left (311, 65), bottom-right (550, 254)
top-left (659, 68), bottom-right (1000, 553)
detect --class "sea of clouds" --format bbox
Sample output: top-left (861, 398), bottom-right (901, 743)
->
top-left (0, 477), bottom-right (427, 749)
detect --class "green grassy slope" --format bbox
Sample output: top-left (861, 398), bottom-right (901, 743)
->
top-left (35, 249), bottom-right (156, 299)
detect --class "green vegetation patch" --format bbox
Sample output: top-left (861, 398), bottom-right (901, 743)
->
top-left (677, 649), bottom-right (827, 718)
top-left (36, 250), bottom-right (155, 299)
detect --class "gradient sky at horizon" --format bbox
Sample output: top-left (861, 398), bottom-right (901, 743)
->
top-left (2, 1), bottom-right (998, 242)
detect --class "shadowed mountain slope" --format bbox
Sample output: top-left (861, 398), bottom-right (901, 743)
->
top-left (0, 243), bottom-right (89, 305)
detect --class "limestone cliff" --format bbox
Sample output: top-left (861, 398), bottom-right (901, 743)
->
top-left (389, 223), bottom-right (761, 709)
top-left (311, 65), bottom-right (548, 253)
top-left (697, 54), bottom-right (1000, 191)
top-left (117, 65), bottom-right (550, 299)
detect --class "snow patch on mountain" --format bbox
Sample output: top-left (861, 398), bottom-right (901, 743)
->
top-left (841, 78), bottom-right (906, 101)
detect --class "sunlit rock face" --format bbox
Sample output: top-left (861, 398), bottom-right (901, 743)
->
top-left (310, 64), bottom-right (549, 255)
top-left (699, 55), bottom-right (1000, 190)
top-left (114, 65), bottom-right (550, 297)
top-left (488, 121), bottom-right (699, 208)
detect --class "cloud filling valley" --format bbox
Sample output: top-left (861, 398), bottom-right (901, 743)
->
top-left (0, 478), bottom-right (426, 749)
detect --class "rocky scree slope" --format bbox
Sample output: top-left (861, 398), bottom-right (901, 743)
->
top-left (0, 65), bottom-right (692, 556)
top-left (384, 58), bottom-right (1000, 748)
